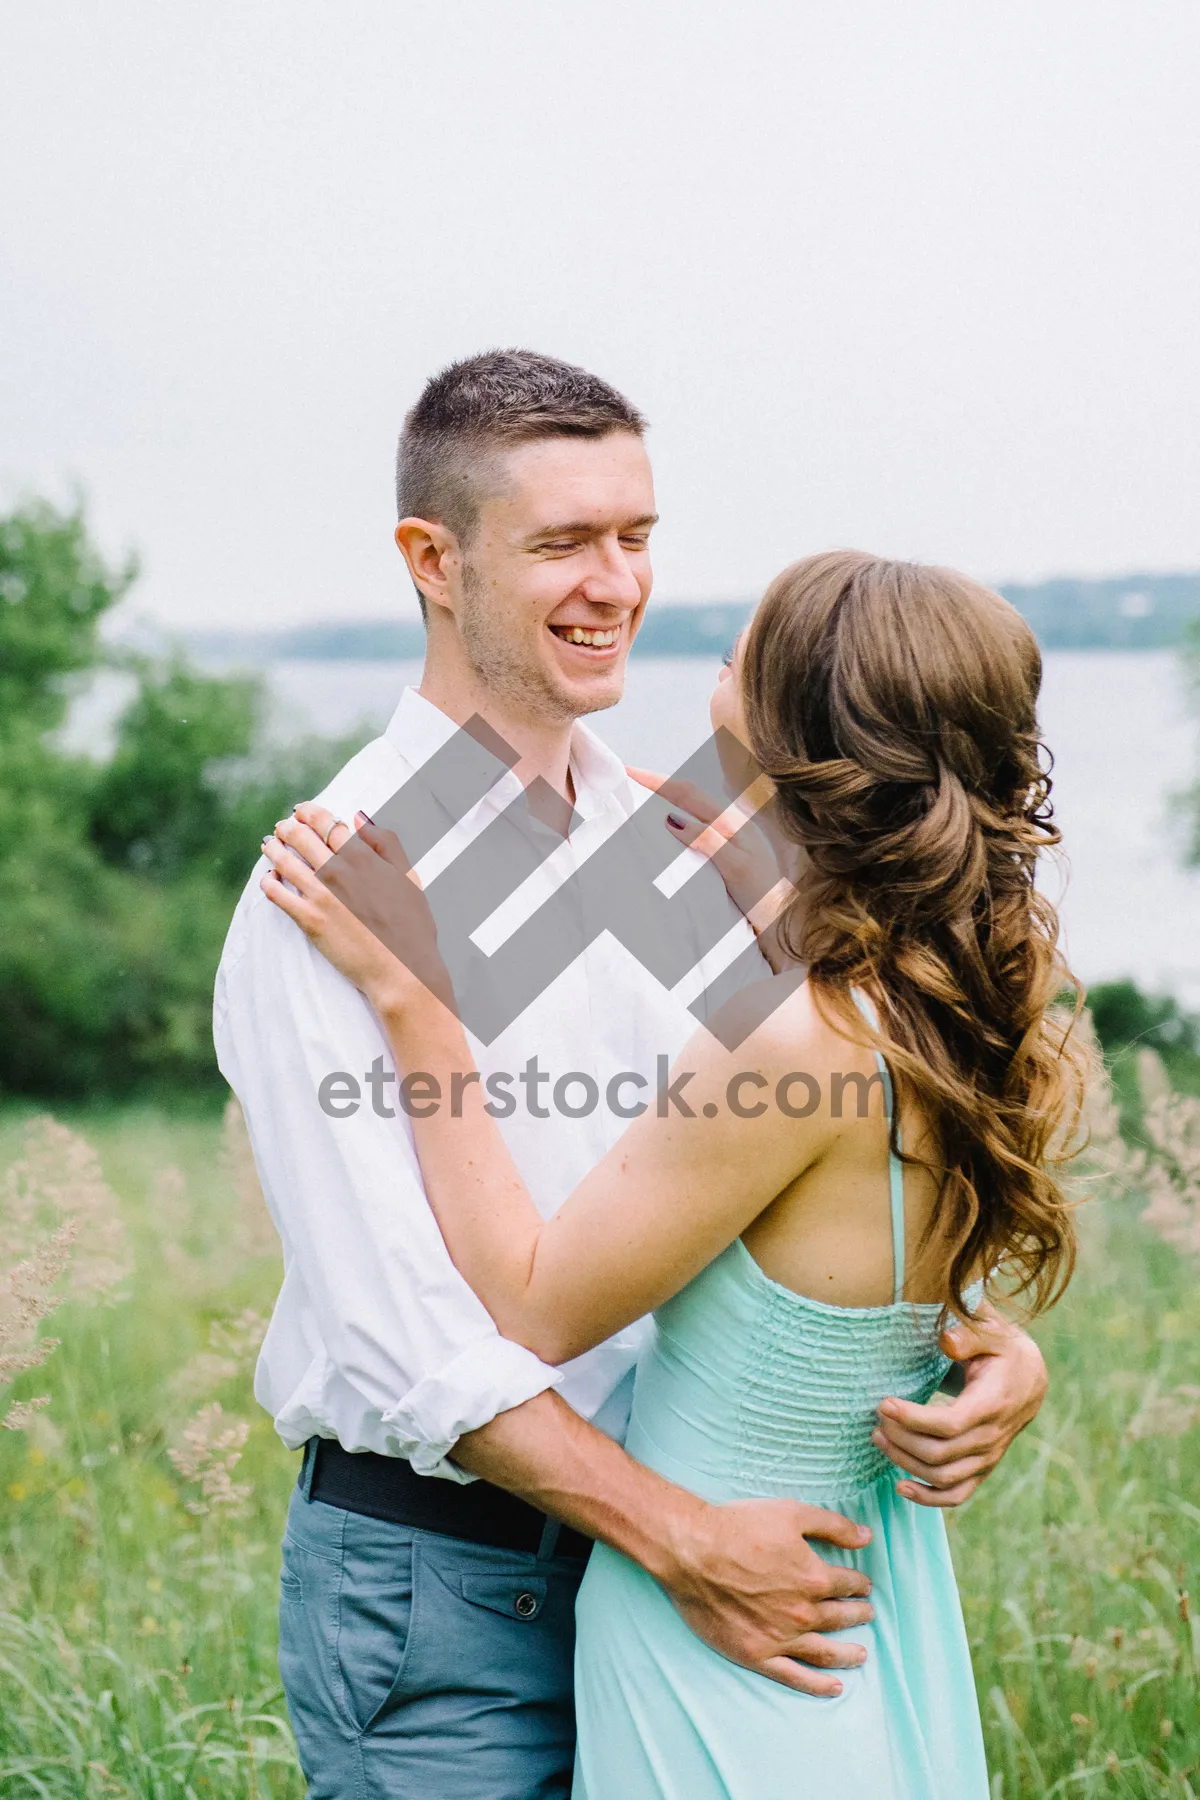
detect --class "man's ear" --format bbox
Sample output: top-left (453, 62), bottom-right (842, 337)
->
top-left (395, 518), bottom-right (460, 618)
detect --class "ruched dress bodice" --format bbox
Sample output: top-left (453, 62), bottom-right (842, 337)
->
top-left (626, 1238), bottom-right (954, 1506)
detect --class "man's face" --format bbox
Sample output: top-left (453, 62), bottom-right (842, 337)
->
top-left (452, 431), bottom-right (656, 723)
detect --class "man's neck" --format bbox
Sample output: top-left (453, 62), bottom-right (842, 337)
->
top-left (417, 661), bottom-right (579, 816)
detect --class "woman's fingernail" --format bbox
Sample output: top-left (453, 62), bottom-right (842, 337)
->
top-left (666, 812), bottom-right (686, 829)
top-left (356, 810), bottom-right (375, 826)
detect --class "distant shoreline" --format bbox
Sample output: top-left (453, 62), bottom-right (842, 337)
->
top-left (178, 572), bottom-right (1200, 663)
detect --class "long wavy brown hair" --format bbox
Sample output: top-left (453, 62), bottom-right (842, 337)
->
top-left (741, 550), bottom-right (1088, 1318)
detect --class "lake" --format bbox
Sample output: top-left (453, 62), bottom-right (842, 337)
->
top-left (68, 649), bottom-right (1200, 1006)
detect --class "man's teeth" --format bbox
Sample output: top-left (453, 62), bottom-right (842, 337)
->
top-left (555, 626), bottom-right (619, 646)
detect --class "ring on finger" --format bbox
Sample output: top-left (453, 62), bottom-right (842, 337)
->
top-left (322, 817), bottom-right (348, 849)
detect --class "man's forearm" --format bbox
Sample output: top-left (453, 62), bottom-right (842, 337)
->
top-left (453, 1388), bottom-right (698, 1583)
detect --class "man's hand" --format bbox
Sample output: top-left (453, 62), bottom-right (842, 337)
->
top-left (659, 1497), bottom-right (875, 1697)
top-left (456, 1390), bottom-right (873, 1698)
top-left (873, 1306), bottom-right (1047, 1507)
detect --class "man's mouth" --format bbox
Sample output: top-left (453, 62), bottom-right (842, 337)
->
top-left (548, 624), bottom-right (621, 649)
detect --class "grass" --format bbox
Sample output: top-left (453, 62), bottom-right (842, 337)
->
top-left (1, 1098), bottom-right (1198, 1798)
top-left (0, 1101), bottom-right (302, 1799)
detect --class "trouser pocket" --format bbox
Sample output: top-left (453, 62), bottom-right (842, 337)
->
top-left (279, 1491), bottom-right (585, 1799)
top-left (278, 1494), bottom-right (417, 1746)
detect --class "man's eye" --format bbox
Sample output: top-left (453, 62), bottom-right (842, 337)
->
top-left (619, 536), bottom-right (649, 551)
top-left (542, 541), bottom-right (579, 554)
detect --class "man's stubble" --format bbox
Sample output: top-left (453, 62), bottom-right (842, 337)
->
top-left (457, 557), bottom-right (621, 729)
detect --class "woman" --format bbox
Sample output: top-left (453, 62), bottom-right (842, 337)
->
top-left (261, 551), bottom-right (1086, 1798)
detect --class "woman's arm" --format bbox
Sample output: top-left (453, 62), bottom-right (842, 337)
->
top-left (261, 807), bottom-right (836, 1365)
top-left (370, 978), bottom-right (825, 1363)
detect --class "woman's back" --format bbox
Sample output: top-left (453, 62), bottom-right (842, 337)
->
top-left (739, 989), bottom-right (950, 1311)
top-left (628, 990), bottom-right (960, 1502)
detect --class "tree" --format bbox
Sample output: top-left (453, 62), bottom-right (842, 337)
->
top-left (0, 501), bottom-right (133, 737)
top-left (0, 500), bottom-right (358, 1099)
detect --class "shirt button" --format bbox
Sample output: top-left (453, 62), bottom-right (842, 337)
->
top-left (514, 1591), bottom-right (539, 1619)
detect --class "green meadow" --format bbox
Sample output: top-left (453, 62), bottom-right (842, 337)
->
top-left (1, 1058), bottom-right (1198, 1800)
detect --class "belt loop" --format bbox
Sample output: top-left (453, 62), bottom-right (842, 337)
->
top-left (536, 1514), bottom-right (562, 1561)
top-left (298, 1436), bottom-right (319, 1502)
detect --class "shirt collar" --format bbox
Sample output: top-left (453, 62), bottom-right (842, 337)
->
top-left (381, 686), bottom-right (632, 827)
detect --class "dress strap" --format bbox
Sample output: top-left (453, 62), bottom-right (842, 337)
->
top-left (849, 988), bottom-right (906, 1304)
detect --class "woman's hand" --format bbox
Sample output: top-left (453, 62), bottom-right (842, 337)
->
top-left (260, 802), bottom-right (453, 1017)
top-left (626, 766), bottom-right (801, 974)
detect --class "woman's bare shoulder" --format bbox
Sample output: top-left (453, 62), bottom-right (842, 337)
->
top-left (696, 971), bottom-right (863, 1088)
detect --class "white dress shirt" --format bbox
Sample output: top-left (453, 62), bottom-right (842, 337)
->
top-left (213, 686), bottom-right (759, 1481)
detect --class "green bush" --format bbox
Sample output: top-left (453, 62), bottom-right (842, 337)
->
top-left (0, 501), bottom-right (360, 1101)
top-left (1086, 981), bottom-right (1200, 1138)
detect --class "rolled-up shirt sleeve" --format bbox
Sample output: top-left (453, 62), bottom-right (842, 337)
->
top-left (213, 878), bottom-right (561, 1481)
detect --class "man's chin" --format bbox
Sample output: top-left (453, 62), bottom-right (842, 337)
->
top-left (569, 681), bottom-right (625, 718)
top-left (470, 644), bottom-right (629, 725)
top-left (549, 668), bottom-right (628, 720)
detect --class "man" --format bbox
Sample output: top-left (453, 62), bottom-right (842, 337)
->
top-left (214, 349), bottom-right (1047, 1798)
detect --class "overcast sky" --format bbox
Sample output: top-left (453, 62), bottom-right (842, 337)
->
top-left (3, 1), bottom-right (1198, 629)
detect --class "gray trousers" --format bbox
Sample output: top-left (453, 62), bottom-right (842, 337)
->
top-left (279, 1458), bottom-right (589, 1798)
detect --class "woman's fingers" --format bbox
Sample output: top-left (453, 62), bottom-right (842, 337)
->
top-left (662, 808), bottom-right (704, 848)
top-left (353, 811), bottom-right (417, 878)
top-left (664, 806), bottom-right (745, 864)
top-left (260, 836), bottom-right (331, 931)
top-left (260, 833), bottom-right (326, 896)
top-left (626, 767), bottom-right (727, 827)
top-left (294, 801), bottom-right (354, 855)
top-left (260, 866), bottom-right (307, 923)
top-left (273, 813), bottom-right (334, 872)
top-left (626, 767), bottom-right (773, 878)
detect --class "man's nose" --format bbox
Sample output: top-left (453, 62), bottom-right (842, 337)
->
top-left (580, 539), bottom-right (645, 610)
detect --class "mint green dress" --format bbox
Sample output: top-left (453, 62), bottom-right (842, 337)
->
top-left (572, 1003), bottom-right (990, 1799)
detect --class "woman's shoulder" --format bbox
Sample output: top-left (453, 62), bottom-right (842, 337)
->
top-left (698, 970), bottom-right (864, 1090)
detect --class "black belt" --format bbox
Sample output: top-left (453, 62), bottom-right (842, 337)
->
top-left (305, 1437), bottom-right (593, 1561)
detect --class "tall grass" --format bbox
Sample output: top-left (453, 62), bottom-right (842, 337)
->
top-left (0, 1103), bottom-right (301, 1799)
top-left (0, 1073), bottom-right (1197, 1799)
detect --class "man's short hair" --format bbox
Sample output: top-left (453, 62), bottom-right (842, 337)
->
top-left (396, 349), bottom-right (647, 616)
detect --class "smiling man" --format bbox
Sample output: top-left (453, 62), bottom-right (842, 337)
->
top-left (213, 350), bottom-right (1049, 1799)
top-left (395, 360), bottom-right (655, 796)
